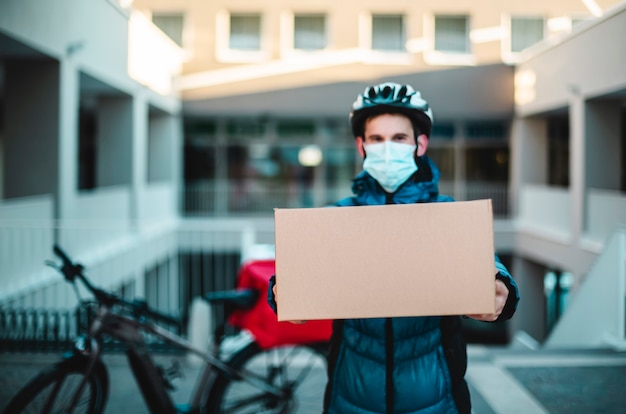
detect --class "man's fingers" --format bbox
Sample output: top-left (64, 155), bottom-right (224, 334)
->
top-left (466, 313), bottom-right (498, 322)
top-left (466, 280), bottom-right (510, 322)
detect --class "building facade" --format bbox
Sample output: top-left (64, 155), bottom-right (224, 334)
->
top-left (1, 0), bottom-right (625, 347)
top-left (133, 0), bottom-right (619, 221)
top-left (0, 0), bottom-right (186, 316)
top-left (133, 0), bottom-right (626, 344)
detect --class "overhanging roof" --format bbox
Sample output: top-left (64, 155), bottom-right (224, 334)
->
top-left (182, 64), bottom-right (514, 120)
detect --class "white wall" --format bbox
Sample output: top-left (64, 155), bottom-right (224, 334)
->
top-left (0, 0), bottom-right (185, 307)
top-left (516, 4), bottom-right (626, 116)
top-left (0, 0), bottom-right (182, 104)
top-left (518, 185), bottom-right (572, 240)
top-left (0, 196), bottom-right (55, 299)
top-left (587, 189), bottom-right (626, 244)
top-left (0, 0), bottom-right (131, 90)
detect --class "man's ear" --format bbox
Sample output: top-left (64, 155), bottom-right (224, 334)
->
top-left (355, 136), bottom-right (366, 158)
top-left (416, 134), bottom-right (429, 157)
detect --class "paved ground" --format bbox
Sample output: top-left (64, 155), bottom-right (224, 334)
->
top-left (2, 345), bottom-right (626, 413)
top-left (465, 346), bottom-right (626, 414)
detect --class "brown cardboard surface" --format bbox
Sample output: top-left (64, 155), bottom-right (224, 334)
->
top-left (274, 199), bottom-right (496, 321)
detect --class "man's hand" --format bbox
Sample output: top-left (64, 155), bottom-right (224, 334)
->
top-left (272, 283), bottom-right (307, 324)
top-left (466, 279), bottom-right (509, 322)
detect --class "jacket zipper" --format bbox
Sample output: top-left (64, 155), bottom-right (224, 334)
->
top-left (385, 317), bottom-right (394, 414)
top-left (385, 193), bottom-right (395, 414)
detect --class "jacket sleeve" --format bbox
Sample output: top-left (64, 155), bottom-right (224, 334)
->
top-left (494, 254), bottom-right (519, 321)
top-left (267, 274), bottom-right (278, 314)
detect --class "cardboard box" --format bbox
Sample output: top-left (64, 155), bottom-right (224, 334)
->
top-left (274, 199), bottom-right (496, 321)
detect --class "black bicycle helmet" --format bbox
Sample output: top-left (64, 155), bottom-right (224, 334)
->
top-left (349, 82), bottom-right (434, 139)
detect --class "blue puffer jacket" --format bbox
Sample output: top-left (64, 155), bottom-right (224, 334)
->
top-left (323, 157), bottom-right (519, 414)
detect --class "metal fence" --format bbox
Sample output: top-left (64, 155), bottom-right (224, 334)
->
top-left (182, 181), bottom-right (511, 218)
top-left (0, 181), bottom-right (512, 353)
top-left (0, 301), bottom-right (184, 354)
top-left (0, 306), bottom-right (74, 353)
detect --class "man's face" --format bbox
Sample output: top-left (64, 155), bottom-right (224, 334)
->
top-left (356, 113), bottom-right (428, 158)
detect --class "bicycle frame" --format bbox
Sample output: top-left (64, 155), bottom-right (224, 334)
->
top-left (3, 245), bottom-right (325, 414)
top-left (76, 299), bottom-right (287, 414)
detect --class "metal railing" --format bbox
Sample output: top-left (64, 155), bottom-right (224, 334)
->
top-left (182, 181), bottom-right (511, 218)
top-left (0, 301), bottom-right (184, 353)
top-left (0, 306), bottom-right (73, 353)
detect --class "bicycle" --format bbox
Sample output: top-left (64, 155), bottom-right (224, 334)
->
top-left (2, 245), bottom-right (331, 414)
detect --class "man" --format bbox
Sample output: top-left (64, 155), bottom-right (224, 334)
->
top-left (270, 82), bottom-right (519, 413)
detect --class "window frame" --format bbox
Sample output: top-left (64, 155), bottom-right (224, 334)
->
top-left (510, 16), bottom-right (545, 53)
top-left (357, 11), bottom-right (411, 65)
top-left (424, 14), bottom-right (475, 66)
top-left (151, 12), bottom-right (187, 49)
top-left (371, 14), bottom-right (406, 52)
top-left (502, 14), bottom-right (546, 64)
top-left (216, 10), bottom-right (268, 63)
top-left (292, 13), bottom-right (328, 51)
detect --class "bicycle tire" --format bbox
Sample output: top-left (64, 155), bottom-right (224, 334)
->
top-left (2, 355), bottom-right (109, 414)
top-left (205, 342), bottom-right (328, 414)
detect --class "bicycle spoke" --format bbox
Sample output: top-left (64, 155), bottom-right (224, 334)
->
top-left (41, 375), bottom-right (67, 413)
top-left (45, 374), bottom-right (92, 413)
top-left (221, 392), bottom-right (277, 413)
top-left (290, 351), bottom-right (318, 388)
top-left (207, 343), bottom-right (327, 414)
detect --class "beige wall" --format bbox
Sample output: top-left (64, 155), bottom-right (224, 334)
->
top-left (136, 0), bottom-right (619, 68)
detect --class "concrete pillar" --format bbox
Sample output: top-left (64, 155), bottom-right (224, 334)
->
top-left (3, 60), bottom-right (61, 200)
top-left (215, 119), bottom-right (229, 215)
top-left (172, 115), bottom-right (183, 214)
top-left (510, 117), bottom-right (548, 217)
top-left (569, 94), bottom-right (585, 241)
top-left (510, 256), bottom-right (547, 343)
top-left (58, 60), bottom-right (80, 220)
top-left (168, 251), bottom-right (180, 315)
top-left (148, 112), bottom-right (182, 216)
top-left (132, 93), bottom-right (148, 226)
top-left (453, 120), bottom-right (466, 201)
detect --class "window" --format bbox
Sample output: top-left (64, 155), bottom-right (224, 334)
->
top-left (294, 14), bottom-right (326, 50)
top-left (230, 14), bottom-right (261, 50)
top-left (465, 121), bottom-right (508, 140)
top-left (430, 122), bottom-right (456, 140)
top-left (184, 119), bottom-right (217, 140)
top-left (152, 13), bottom-right (184, 47)
top-left (426, 147), bottom-right (455, 182)
top-left (372, 15), bottom-right (405, 51)
top-left (547, 115), bottom-right (570, 187)
top-left (434, 15), bottom-right (469, 53)
top-left (465, 148), bottom-right (510, 183)
top-left (78, 107), bottom-right (97, 190)
top-left (226, 118), bottom-right (266, 139)
top-left (277, 119), bottom-right (316, 139)
top-left (511, 17), bottom-right (544, 53)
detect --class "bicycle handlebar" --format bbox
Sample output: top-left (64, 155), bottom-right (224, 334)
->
top-left (52, 244), bottom-right (180, 327)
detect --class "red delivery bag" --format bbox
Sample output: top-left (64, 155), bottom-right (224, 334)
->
top-left (228, 259), bottom-right (332, 349)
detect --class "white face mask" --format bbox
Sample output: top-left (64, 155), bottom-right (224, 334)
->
top-left (362, 141), bottom-right (418, 193)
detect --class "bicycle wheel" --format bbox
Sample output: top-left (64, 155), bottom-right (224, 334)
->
top-left (206, 342), bottom-right (328, 414)
top-left (2, 355), bottom-right (109, 414)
